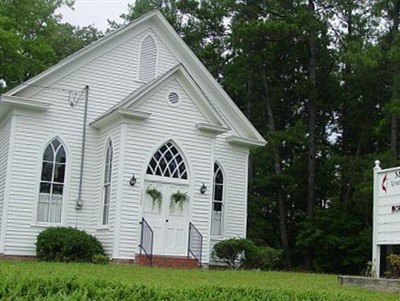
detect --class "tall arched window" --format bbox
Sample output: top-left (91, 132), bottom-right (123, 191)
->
top-left (102, 140), bottom-right (113, 225)
top-left (211, 162), bottom-right (224, 236)
top-left (146, 141), bottom-right (188, 179)
top-left (139, 35), bottom-right (157, 82)
top-left (37, 138), bottom-right (66, 223)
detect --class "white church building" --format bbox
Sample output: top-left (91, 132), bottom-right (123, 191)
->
top-left (0, 10), bottom-right (265, 265)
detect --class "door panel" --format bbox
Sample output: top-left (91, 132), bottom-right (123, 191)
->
top-left (142, 181), bottom-right (189, 256)
top-left (142, 182), bottom-right (166, 255)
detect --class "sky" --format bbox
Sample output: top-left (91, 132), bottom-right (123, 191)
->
top-left (56, 0), bottom-right (132, 31)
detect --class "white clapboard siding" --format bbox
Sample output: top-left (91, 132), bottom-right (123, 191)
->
top-left (2, 28), bottom-right (178, 256)
top-left (0, 116), bottom-right (12, 247)
top-left (117, 78), bottom-right (214, 260)
top-left (29, 28), bottom-right (178, 122)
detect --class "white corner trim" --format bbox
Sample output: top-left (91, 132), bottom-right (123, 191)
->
top-left (112, 124), bottom-right (127, 258)
top-left (0, 115), bottom-right (17, 253)
top-left (226, 135), bottom-right (266, 147)
top-left (196, 123), bottom-right (229, 135)
top-left (90, 109), bottom-right (151, 129)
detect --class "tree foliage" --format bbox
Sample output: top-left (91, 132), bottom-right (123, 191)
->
top-left (0, 0), bottom-right (103, 90)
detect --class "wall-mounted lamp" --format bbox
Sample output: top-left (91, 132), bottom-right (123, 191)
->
top-left (129, 174), bottom-right (137, 186)
top-left (200, 183), bottom-right (207, 194)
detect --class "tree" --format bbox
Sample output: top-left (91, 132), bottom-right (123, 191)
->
top-left (0, 0), bottom-right (103, 90)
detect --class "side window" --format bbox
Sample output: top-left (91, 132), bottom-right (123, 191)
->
top-left (139, 34), bottom-right (157, 82)
top-left (37, 139), bottom-right (66, 223)
top-left (211, 162), bottom-right (224, 236)
top-left (102, 140), bottom-right (113, 225)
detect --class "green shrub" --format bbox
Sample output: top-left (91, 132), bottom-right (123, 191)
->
top-left (93, 254), bottom-right (109, 265)
top-left (213, 238), bottom-right (281, 270)
top-left (243, 245), bottom-right (282, 270)
top-left (387, 254), bottom-right (400, 278)
top-left (36, 227), bottom-right (105, 263)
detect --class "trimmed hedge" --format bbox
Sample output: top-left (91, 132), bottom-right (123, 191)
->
top-left (36, 227), bottom-right (105, 263)
top-left (0, 275), bottom-right (365, 301)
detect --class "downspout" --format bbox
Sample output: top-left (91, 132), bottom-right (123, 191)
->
top-left (76, 85), bottom-right (89, 209)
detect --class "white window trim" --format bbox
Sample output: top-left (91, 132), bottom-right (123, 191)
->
top-left (33, 136), bottom-right (70, 226)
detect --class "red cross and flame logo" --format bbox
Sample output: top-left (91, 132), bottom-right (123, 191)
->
top-left (382, 173), bottom-right (388, 193)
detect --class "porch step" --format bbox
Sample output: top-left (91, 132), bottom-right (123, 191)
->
top-left (135, 254), bottom-right (199, 269)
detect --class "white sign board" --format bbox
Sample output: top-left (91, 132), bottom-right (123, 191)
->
top-left (376, 169), bottom-right (400, 245)
top-left (373, 161), bottom-right (400, 278)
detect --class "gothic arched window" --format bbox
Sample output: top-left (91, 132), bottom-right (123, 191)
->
top-left (102, 140), bottom-right (113, 225)
top-left (211, 162), bottom-right (224, 236)
top-left (37, 138), bottom-right (66, 223)
top-left (146, 141), bottom-right (188, 179)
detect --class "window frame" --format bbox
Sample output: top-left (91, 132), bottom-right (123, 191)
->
top-left (146, 141), bottom-right (188, 180)
top-left (211, 162), bottom-right (225, 237)
top-left (36, 138), bottom-right (67, 224)
top-left (101, 140), bottom-right (113, 226)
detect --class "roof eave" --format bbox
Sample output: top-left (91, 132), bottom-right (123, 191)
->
top-left (90, 108), bottom-right (151, 130)
top-left (0, 95), bottom-right (50, 121)
top-left (226, 135), bottom-right (266, 147)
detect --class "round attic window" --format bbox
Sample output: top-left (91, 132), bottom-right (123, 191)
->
top-left (168, 92), bottom-right (180, 105)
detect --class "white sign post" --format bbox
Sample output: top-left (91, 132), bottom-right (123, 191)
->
top-left (372, 160), bottom-right (400, 278)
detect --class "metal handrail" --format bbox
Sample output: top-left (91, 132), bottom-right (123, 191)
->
top-left (188, 222), bottom-right (203, 267)
top-left (139, 217), bottom-right (154, 266)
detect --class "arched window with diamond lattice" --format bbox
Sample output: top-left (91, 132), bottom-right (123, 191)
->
top-left (146, 141), bottom-right (188, 180)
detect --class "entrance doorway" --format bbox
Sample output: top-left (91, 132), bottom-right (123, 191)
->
top-left (142, 181), bottom-right (190, 256)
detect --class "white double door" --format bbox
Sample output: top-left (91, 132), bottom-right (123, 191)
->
top-left (142, 181), bottom-right (190, 256)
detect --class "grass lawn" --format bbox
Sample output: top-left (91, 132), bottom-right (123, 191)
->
top-left (0, 260), bottom-right (398, 300)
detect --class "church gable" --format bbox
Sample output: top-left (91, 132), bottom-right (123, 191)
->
top-left (19, 28), bottom-right (178, 123)
top-left (4, 10), bottom-right (265, 146)
top-left (130, 78), bottom-right (210, 129)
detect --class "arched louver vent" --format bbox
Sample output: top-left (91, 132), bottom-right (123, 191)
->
top-left (139, 35), bottom-right (157, 82)
top-left (168, 92), bottom-right (180, 105)
top-left (147, 142), bottom-right (188, 179)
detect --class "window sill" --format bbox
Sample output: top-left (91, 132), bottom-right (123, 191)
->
top-left (31, 222), bottom-right (62, 228)
top-left (211, 236), bottom-right (224, 241)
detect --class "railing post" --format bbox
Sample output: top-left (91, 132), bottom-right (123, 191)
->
top-left (187, 222), bottom-right (203, 267)
top-left (187, 222), bottom-right (191, 258)
top-left (139, 218), bottom-right (144, 255)
top-left (139, 217), bottom-right (154, 266)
